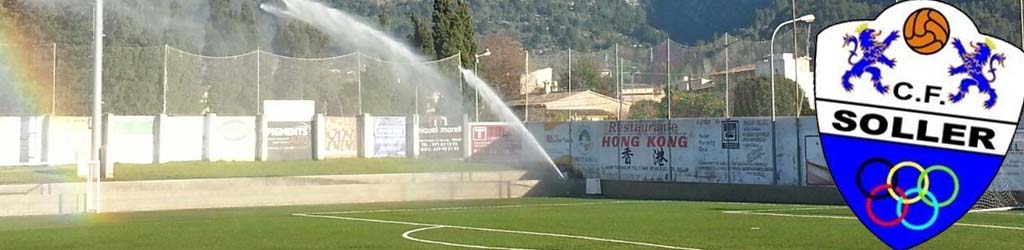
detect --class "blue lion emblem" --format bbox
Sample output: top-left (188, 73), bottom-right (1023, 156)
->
top-left (948, 38), bottom-right (1006, 109)
top-left (842, 28), bottom-right (900, 93)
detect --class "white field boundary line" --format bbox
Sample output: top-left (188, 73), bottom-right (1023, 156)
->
top-left (723, 207), bottom-right (1024, 231)
top-left (305, 200), bottom-right (646, 215)
top-left (402, 226), bottom-right (536, 250)
top-left (294, 213), bottom-right (701, 250)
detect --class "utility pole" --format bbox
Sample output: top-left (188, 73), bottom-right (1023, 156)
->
top-left (524, 50), bottom-right (530, 122)
top-left (91, 0), bottom-right (104, 178)
top-left (666, 39), bottom-right (672, 119)
top-left (567, 48), bottom-right (572, 120)
top-left (52, 42), bottom-right (57, 115)
top-left (725, 33), bottom-right (730, 118)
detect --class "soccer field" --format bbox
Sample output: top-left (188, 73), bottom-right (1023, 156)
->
top-left (0, 198), bottom-right (1020, 249)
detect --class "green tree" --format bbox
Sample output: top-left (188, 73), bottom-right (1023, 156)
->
top-left (432, 0), bottom-right (476, 67)
top-left (661, 88), bottom-right (726, 118)
top-left (628, 100), bottom-right (661, 119)
top-left (560, 57), bottom-right (614, 97)
top-left (408, 14), bottom-right (435, 58)
top-left (203, 0), bottom-right (258, 56)
top-left (731, 76), bottom-right (812, 117)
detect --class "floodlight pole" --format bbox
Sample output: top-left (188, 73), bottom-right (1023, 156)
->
top-left (567, 48), bottom-right (572, 120)
top-left (162, 44), bottom-right (168, 114)
top-left (474, 49), bottom-right (490, 122)
top-left (770, 14), bottom-right (815, 121)
top-left (725, 33), bottom-right (730, 118)
top-left (91, 0), bottom-right (104, 178)
top-left (52, 42), bottom-right (57, 115)
top-left (524, 49), bottom-right (529, 122)
top-left (357, 50), bottom-right (363, 115)
top-left (667, 39), bottom-right (671, 119)
top-left (256, 47), bottom-right (261, 114)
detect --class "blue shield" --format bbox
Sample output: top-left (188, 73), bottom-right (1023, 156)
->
top-left (815, 1), bottom-right (1024, 249)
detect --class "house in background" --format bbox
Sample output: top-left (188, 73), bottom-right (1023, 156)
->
top-left (507, 90), bottom-right (631, 121)
top-left (755, 53), bottom-right (814, 107)
top-left (520, 67), bottom-right (559, 94)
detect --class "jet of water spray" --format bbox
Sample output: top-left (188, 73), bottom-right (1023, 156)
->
top-left (461, 68), bottom-right (565, 179)
top-left (261, 0), bottom-right (565, 180)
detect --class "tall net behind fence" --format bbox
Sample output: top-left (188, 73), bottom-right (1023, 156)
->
top-left (165, 46), bottom-right (258, 116)
top-left (104, 46), bottom-right (163, 115)
top-left (54, 46), bottom-right (93, 116)
top-left (0, 44), bottom-right (58, 116)
top-left (259, 52), bottom-right (360, 116)
top-left (358, 54), bottom-right (464, 117)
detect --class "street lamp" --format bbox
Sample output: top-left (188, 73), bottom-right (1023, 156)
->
top-left (474, 49), bottom-right (491, 122)
top-left (770, 14), bottom-right (814, 121)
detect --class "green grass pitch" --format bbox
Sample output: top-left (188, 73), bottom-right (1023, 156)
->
top-left (0, 198), bottom-right (1020, 249)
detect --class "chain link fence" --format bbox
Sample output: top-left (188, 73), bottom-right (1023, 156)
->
top-left (1, 37), bottom-right (813, 121)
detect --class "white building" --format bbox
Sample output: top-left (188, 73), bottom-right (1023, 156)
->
top-left (520, 67), bottom-right (559, 94)
top-left (755, 53), bottom-right (815, 108)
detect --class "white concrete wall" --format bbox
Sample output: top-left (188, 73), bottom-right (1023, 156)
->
top-left (0, 117), bottom-right (21, 164)
top-left (208, 116), bottom-right (257, 162)
top-left (108, 116), bottom-right (154, 164)
top-left (44, 117), bottom-right (91, 164)
top-left (0, 170), bottom-right (532, 216)
top-left (157, 116), bottom-right (204, 163)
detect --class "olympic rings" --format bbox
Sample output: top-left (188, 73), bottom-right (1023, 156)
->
top-left (896, 188), bottom-right (940, 231)
top-left (866, 184), bottom-right (909, 227)
top-left (917, 165), bottom-right (959, 208)
top-left (855, 158), bottom-right (960, 231)
top-left (857, 157), bottom-right (899, 200)
top-left (887, 161), bottom-right (929, 204)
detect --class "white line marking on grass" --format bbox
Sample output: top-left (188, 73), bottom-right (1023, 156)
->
top-left (307, 201), bottom-right (642, 215)
top-left (724, 208), bottom-right (1024, 231)
top-left (292, 213), bottom-right (700, 250)
top-left (402, 226), bottom-right (536, 250)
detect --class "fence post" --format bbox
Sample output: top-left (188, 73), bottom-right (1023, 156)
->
top-left (407, 114), bottom-right (419, 159)
top-left (153, 114), bottom-right (165, 164)
top-left (462, 114), bottom-right (471, 159)
top-left (203, 112), bottom-right (215, 162)
top-left (314, 113), bottom-right (326, 160)
top-left (256, 113), bottom-right (267, 161)
top-left (101, 113), bottom-right (114, 178)
top-left (358, 113), bottom-right (371, 158)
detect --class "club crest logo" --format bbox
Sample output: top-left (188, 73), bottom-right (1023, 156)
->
top-left (815, 1), bottom-right (1024, 249)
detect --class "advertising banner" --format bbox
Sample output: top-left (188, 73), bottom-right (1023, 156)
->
top-left (994, 131), bottom-right (1024, 191)
top-left (324, 117), bottom-right (358, 158)
top-left (419, 116), bottom-right (463, 159)
top-left (727, 118), bottom-right (774, 185)
top-left (528, 122), bottom-right (573, 166)
top-left (804, 135), bottom-right (833, 186)
top-left (372, 117), bottom-right (406, 157)
top-left (210, 116), bottom-right (256, 161)
top-left (569, 121), bottom-right (619, 179)
top-left (267, 121), bottom-right (311, 161)
top-left (469, 123), bottom-right (521, 163)
top-left (671, 119), bottom-right (727, 183)
top-left (605, 120), bottom-right (682, 182)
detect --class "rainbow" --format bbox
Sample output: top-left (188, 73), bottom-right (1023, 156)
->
top-left (0, 22), bottom-right (56, 116)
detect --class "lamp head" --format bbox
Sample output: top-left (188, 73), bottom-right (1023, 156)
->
top-left (798, 14), bottom-right (816, 23)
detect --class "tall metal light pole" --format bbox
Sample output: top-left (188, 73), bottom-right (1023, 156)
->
top-left (92, 0), bottom-right (104, 177)
top-left (524, 49), bottom-right (530, 122)
top-left (567, 48), bottom-right (572, 120)
top-left (770, 14), bottom-right (815, 121)
top-left (666, 39), bottom-right (672, 119)
top-left (725, 33), bottom-right (730, 118)
top-left (473, 49), bottom-right (491, 122)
